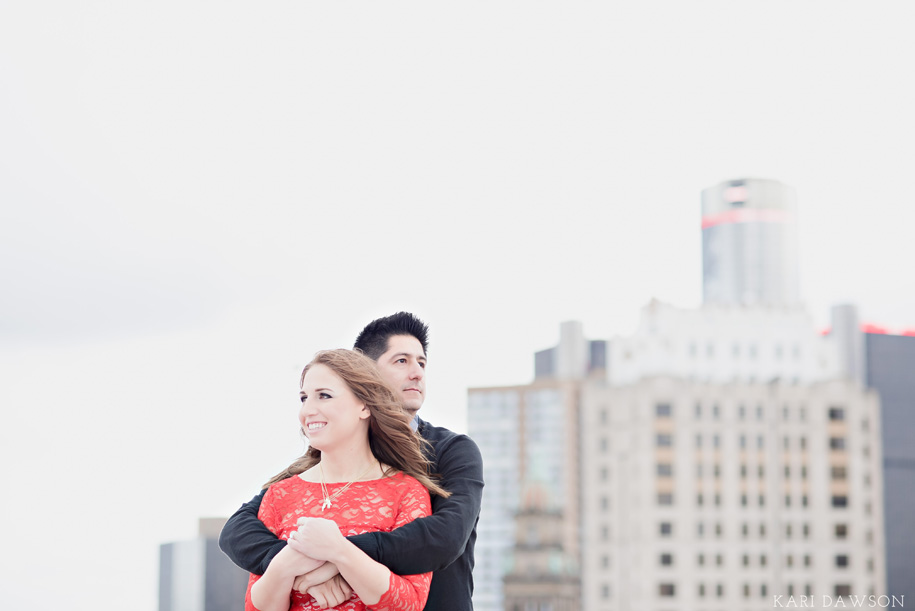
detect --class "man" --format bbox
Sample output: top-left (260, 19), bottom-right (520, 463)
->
top-left (219, 312), bottom-right (483, 610)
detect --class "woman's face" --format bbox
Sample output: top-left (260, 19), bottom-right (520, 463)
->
top-left (298, 363), bottom-right (370, 452)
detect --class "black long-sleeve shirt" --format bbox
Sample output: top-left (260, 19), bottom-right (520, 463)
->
top-left (219, 417), bottom-right (484, 611)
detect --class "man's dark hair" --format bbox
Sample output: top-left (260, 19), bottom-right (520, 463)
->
top-left (354, 311), bottom-right (430, 361)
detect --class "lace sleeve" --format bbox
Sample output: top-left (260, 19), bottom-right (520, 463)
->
top-left (366, 478), bottom-right (433, 611)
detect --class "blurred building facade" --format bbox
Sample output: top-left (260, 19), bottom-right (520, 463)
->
top-left (580, 303), bottom-right (885, 610)
top-left (159, 517), bottom-right (249, 611)
top-left (468, 321), bottom-right (601, 611)
top-left (468, 178), bottom-right (908, 611)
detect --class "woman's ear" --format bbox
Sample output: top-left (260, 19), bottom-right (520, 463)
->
top-left (359, 404), bottom-right (371, 420)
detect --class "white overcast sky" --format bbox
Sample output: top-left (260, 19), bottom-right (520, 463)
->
top-left (2, 2), bottom-right (913, 610)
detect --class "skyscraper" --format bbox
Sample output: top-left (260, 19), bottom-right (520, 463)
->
top-left (159, 518), bottom-right (249, 611)
top-left (701, 178), bottom-right (800, 307)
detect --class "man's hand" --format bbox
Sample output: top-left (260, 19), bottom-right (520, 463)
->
top-left (292, 517), bottom-right (347, 562)
top-left (292, 562), bottom-right (342, 594)
top-left (303, 574), bottom-right (353, 609)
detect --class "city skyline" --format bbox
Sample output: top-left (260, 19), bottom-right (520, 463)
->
top-left (3, 2), bottom-right (915, 610)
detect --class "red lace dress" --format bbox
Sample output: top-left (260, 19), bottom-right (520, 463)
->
top-left (244, 471), bottom-right (432, 611)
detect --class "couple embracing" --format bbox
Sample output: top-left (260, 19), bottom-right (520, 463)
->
top-left (219, 312), bottom-right (483, 611)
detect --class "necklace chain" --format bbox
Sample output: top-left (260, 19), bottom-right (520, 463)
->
top-left (319, 460), bottom-right (378, 511)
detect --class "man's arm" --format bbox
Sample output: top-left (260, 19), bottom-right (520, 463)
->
top-left (346, 434), bottom-right (483, 575)
top-left (218, 488), bottom-right (287, 575)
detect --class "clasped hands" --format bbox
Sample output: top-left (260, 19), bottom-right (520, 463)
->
top-left (287, 517), bottom-right (353, 609)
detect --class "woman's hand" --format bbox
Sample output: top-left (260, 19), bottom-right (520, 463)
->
top-left (291, 517), bottom-right (347, 562)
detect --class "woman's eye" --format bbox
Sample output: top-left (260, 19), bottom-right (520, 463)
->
top-left (320, 392), bottom-right (331, 399)
top-left (300, 395), bottom-right (307, 403)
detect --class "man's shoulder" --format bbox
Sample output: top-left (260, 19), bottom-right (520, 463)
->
top-left (417, 418), bottom-right (481, 458)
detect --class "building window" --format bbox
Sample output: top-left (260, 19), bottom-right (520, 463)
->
top-left (836, 555), bottom-right (849, 568)
top-left (742, 554), bottom-right (750, 567)
top-left (760, 523), bottom-right (767, 537)
top-left (657, 463), bottom-right (673, 477)
top-left (757, 435), bottom-right (765, 449)
top-left (739, 434), bottom-right (747, 449)
top-left (717, 583), bottom-right (724, 597)
top-left (697, 522), bottom-right (704, 537)
top-left (760, 554), bottom-right (767, 567)
top-left (716, 554), bottom-right (723, 567)
top-left (741, 523), bottom-right (749, 537)
top-left (829, 407), bottom-right (846, 421)
top-left (740, 464), bottom-right (747, 478)
top-left (743, 583), bottom-right (751, 598)
top-left (714, 493), bottom-right (721, 506)
top-left (739, 405), bottom-right (746, 420)
top-left (803, 523), bottom-right (810, 538)
top-left (713, 404), bottom-right (720, 419)
top-left (697, 464), bottom-right (704, 478)
top-left (832, 495), bottom-right (848, 508)
top-left (786, 524), bottom-right (793, 538)
top-left (758, 465), bottom-right (765, 477)
top-left (832, 466), bottom-right (847, 480)
top-left (713, 434), bottom-right (721, 448)
top-left (830, 437), bottom-right (846, 451)
top-left (697, 494), bottom-right (704, 506)
top-left (756, 406), bottom-right (764, 421)
top-left (695, 434), bottom-right (702, 448)
top-left (656, 403), bottom-right (672, 418)
top-left (802, 495), bottom-right (809, 507)
top-left (835, 524), bottom-right (848, 539)
top-left (600, 496), bottom-right (609, 510)
top-left (698, 553), bottom-right (705, 566)
top-left (759, 494), bottom-right (766, 507)
top-left (785, 495), bottom-right (791, 507)
top-left (787, 554), bottom-right (794, 567)
top-left (660, 553), bottom-right (673, 566)
top-left (801, 465), bottom-right (808, 478)
top-left (659, 584), bottom-right (675, 597)
top-left (660, 522), bottom-right (672, 536)
top-left (715, 523), bottom-right (723, 537)
top-left (804, 554), bottom-right (812, 567)
top-left (601, 584), bottom-right (610, 599)
top-left (835, 585), bottom-right (852, 596)
top-left (695, 402), bottom-right (702, 417)
top-left (658, 493), bottom-right (673, 505)
top-left (784, 465), bottom-right (791, 477)
top-left (761, 583), bottom-right (768, 597)
top-left (657, 434), bottom-right (673, 447)
top-left (699, 583), bottom-right (706, 597)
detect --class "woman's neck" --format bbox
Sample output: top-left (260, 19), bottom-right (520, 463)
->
top-left (318, 446), bottom-right (379, 482)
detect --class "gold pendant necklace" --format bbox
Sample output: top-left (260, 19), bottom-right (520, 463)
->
top-left (319, 460), bottom-right (378, 511)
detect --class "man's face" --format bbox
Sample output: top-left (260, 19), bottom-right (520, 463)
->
top-left (374, 334), bottom-right (426, 416)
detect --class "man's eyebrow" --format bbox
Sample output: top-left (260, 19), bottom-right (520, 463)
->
top-left (391, 352), bottom-right (426, 361)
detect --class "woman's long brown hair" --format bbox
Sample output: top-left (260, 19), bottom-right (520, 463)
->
top-left (263, 349), bottom-right (449, 498)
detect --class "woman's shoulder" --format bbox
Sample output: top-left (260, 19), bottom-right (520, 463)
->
top-left (380, 470), bottom-right (431, 498)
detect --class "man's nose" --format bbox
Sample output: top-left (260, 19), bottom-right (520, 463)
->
top-left (409, 361), bottom-right (424, 380)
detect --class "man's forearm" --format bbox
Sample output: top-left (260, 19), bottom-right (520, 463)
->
top-left (218, 489), bottom-right (287, 575)
top-left (347, 435), bottom-right (484, 575)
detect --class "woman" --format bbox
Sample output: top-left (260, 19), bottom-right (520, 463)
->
top-left (245, 349), bottom-right (449, 611)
